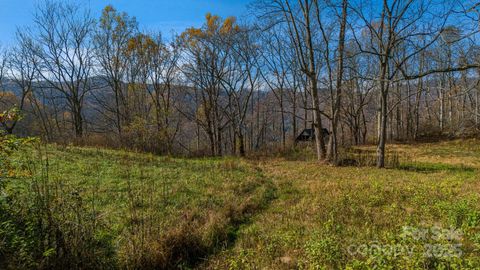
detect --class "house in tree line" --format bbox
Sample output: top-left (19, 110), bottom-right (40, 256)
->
top-left (295, 123), bottom-right (330, 143)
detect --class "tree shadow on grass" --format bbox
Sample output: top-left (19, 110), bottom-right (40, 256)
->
top-left (398, 162), bottom-right (475, 173)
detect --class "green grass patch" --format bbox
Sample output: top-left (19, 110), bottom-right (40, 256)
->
top-left (1, 144), bottom-right (275, 269)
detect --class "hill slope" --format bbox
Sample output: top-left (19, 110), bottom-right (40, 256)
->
top-left (2, 140), bottom-right (480, 269)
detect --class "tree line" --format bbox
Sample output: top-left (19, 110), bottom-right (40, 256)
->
top-left (1, 0), bottom-right (480, 167)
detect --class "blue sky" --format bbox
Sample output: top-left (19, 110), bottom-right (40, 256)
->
top-left (0, 0), bottom-right (250, 45)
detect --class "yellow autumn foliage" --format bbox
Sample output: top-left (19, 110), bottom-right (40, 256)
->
top-left (181, 12), bottom-right (241, 45)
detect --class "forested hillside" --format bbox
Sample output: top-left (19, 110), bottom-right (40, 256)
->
top-left (1, 1), bottom-right (480, 166)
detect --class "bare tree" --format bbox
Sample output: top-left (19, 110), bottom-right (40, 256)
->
top-left (3, 31), bottom-right (40, 134)
top-left (32, 1), bottom-right (95, 138)
top-left (324, 0), bottom-right (348, 163)
top-left (0, 45), bottom-right (6, 99)
top-left (257, 0), bottom-right (328, 160)
top-left (180, 14), bottom-right (236, 156)
top-left (223, 25), bottom-right (260, 156)
top-left (147, 33), bottom-right (182, 154)
top-left (351, 0), bottom-right (442, 167)
top-left (258, 26), bottom-right (291, 150)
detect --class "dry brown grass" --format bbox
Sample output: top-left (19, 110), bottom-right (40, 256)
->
top-left (203, 139), bottom-right (480, 269)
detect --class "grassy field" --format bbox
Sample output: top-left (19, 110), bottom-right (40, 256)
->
top-left (2, 145), bottom-right (275, 269)
top-left (2, 140), bottom-right (480, 269)
top-left (205, 140), bottom-right (480, 269)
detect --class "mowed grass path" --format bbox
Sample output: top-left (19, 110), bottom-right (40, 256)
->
top-left (5, 140), bottom-right (480, 269)
top-left (204, 140), bottom-right (480, 269)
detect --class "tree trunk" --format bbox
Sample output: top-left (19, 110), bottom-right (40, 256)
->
top-left (377, 90), bottom-right (388, 168)
top-left (239, 129), bottom-right (245, 157)
top-left (326, 0), bottom-right (347, 163)
top-left (311, 77), bottom-right (326, 160)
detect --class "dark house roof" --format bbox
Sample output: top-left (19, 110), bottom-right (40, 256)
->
top-left (295, 128), bottom-right (330, 142)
